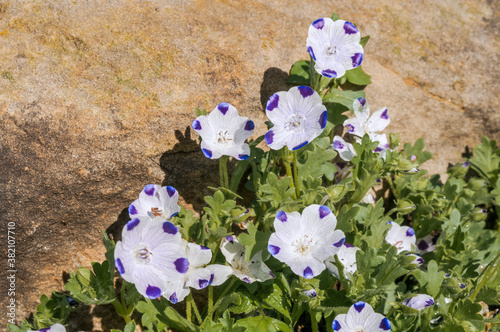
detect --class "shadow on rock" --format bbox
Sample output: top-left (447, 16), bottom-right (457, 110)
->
top-left (105, 207), bottom-right (130, 243)
top-left (159, 126), bottom-right (220, 212)
top-left (259, 67), bottom-right (290, 111)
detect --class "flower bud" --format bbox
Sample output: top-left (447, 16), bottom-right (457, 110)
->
top-left (397, 199), bottom-right (416, 214)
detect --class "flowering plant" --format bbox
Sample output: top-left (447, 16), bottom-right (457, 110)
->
top-left (9, 12), bottom-right (499, 332)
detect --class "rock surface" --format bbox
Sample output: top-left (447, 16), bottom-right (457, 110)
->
top-left (0, 0), bottom-right (498, 330)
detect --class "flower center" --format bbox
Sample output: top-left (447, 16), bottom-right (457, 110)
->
top-left (292, 235), bottom-right (314, 255)
top-left (352, 327), bottom-right (367, 332)
top-left (151, 207), bottom-right (163, 218)
top-left (133, 245), bottom-right (153, 264)
top-left (394, 240), bottom-right (404, 250)
top-left (323, 42), bottom-right (339, 58)
top-left (285, 113), bottom-right (307, 134)
top-left (216, 130), bottom-right (232, 144)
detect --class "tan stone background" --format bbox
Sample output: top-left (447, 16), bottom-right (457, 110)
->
top-left (0, 0), bottom-right (498, 330)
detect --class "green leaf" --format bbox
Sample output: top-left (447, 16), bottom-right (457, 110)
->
top-left (335, 205), bottom-right (359, 233)
top-left (360, 35), bottom-right (370, 47)
top-left (414, 260), bottom-right (446, 297)
top-left (298, 137), bottom-right (337, 183)
top-left (345, 66), bottom-right (372, 86)
top-left (469, 136), bottom-right (500, 183)
top-left (238, 221), bottom-right (272, 261)
top-left (136, 299), bottom-right (198, 332)
top-left (123, 321), bottom-right (136, 332)
top-left (287, 60), bottom-right (310, 85)
top-left (322, 89), bottom-right (366, 111)
top-left (261, 283), bottom-right (292, 323)
top-left (234, 315), bottom-right (289, 332)
top-left (331, 13), bottom-right (340, 21)
top-left (453, 299), bottom-right (484, 331)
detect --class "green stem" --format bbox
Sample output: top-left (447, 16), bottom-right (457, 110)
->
top-left (209, 277), bottom-right (238, 322)
top-left (293, 150), bottom-right (300, 198)
top-left (386, 174), bottom-right (398, 200)
top-left (470, 253), bottom-right (500, 301)
top-left (310, 311), bottom-right (319, 332)
top-left (219, 156), bottom-right (229, 189)
top-left (186, 295), bottom-right (192, 323)
top-left (313, 74), bottom-right (322, 92)
top-left (187, 293), bottom-right (202, 324)
top-left (282, 149), bottom-right (297, 199)
top-left (208, 285), bottom-right (214, 319)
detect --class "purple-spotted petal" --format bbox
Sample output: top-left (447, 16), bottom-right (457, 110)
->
top-left (267, 94), bottom-right (280, 111)
top-left (145, 285), bottom-right (162, 299)
top-left (174, 258), bottom-right (190, 274)
top-left (319, 205), bottom-right (331, 219)
top-left (127, 218), bottom-right (140, 231)
top-left (163, 222), bottom-right (178, 235)
top-left (218, 102), bottom-right (229, 115)
top-left (268, 244), bottom-right (280, 255)
top-left (312, 18), bottom-right (325, 29)
top-left (298, 85), bottom-right (314, 98)
top-left (303, 266), bottom-right (314, 279)
top-left (276, 210), bottom-right (287, 222)
top-left (343, 21), bottom-right (358, 34)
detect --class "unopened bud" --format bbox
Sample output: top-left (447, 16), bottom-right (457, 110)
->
top-left (397, 199), bottom-right (416, 214)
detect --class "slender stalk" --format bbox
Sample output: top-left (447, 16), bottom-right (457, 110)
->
top-left (187, 293), bottom-right (202, 324)
top-left (293, 150), bottom-right (300, 198)
top-left (186, 295), bottom-right (192, 323)
top-left (310, 311), bottom-right (319, 332)
top-left (386, 174), bottom-right (398, 200)
top-left (219, 156), bottom-right (229, 189)
top-left (208, 285), bottom-right (214, 319)
top-left (211, 278), bottom-right (238, 321)
top-left (282, 149), bottom-right (297, 199)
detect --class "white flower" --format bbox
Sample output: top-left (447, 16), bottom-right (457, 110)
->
top-left (416, 234), bottom-right (437, 253)
top-left (192, 102), bottom-right (254, 160)
top-left (265, 86), bottom-right (327, 151)
top-left (326, 243), bottom-right (360, 280)
top-left (28, 324), bottom-right (66, 332)
top-left (344, 98), bottom-right (390, 152)
top-left (220, 236), bottom-right (274, 283)
top-left (333, 301), bottom-right (391, 331)
top-left (267, 205), bottom-right (345, 279)
top-left (162, 242), bottom-right (214, 304)
top-left (128, 184), bottom-right (180, 221)
top-left (331, 135), bottom-right (357, 161)
top-left (114, 217), bottom-right (188, 299)
top-left (402, 294), bottom-right (435, 310)
top-left (385, 221), bottom-right (416, 254)
top-left (306, 18), bottom-right (364, 78)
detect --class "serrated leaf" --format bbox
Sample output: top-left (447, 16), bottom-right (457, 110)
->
top-left (414, 260), bottom-right (446, 297)
top-left (469, 136), bottom-right (500, 183)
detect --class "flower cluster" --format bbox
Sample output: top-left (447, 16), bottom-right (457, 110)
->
top-left (332, 98), bottom-right (390, 161)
